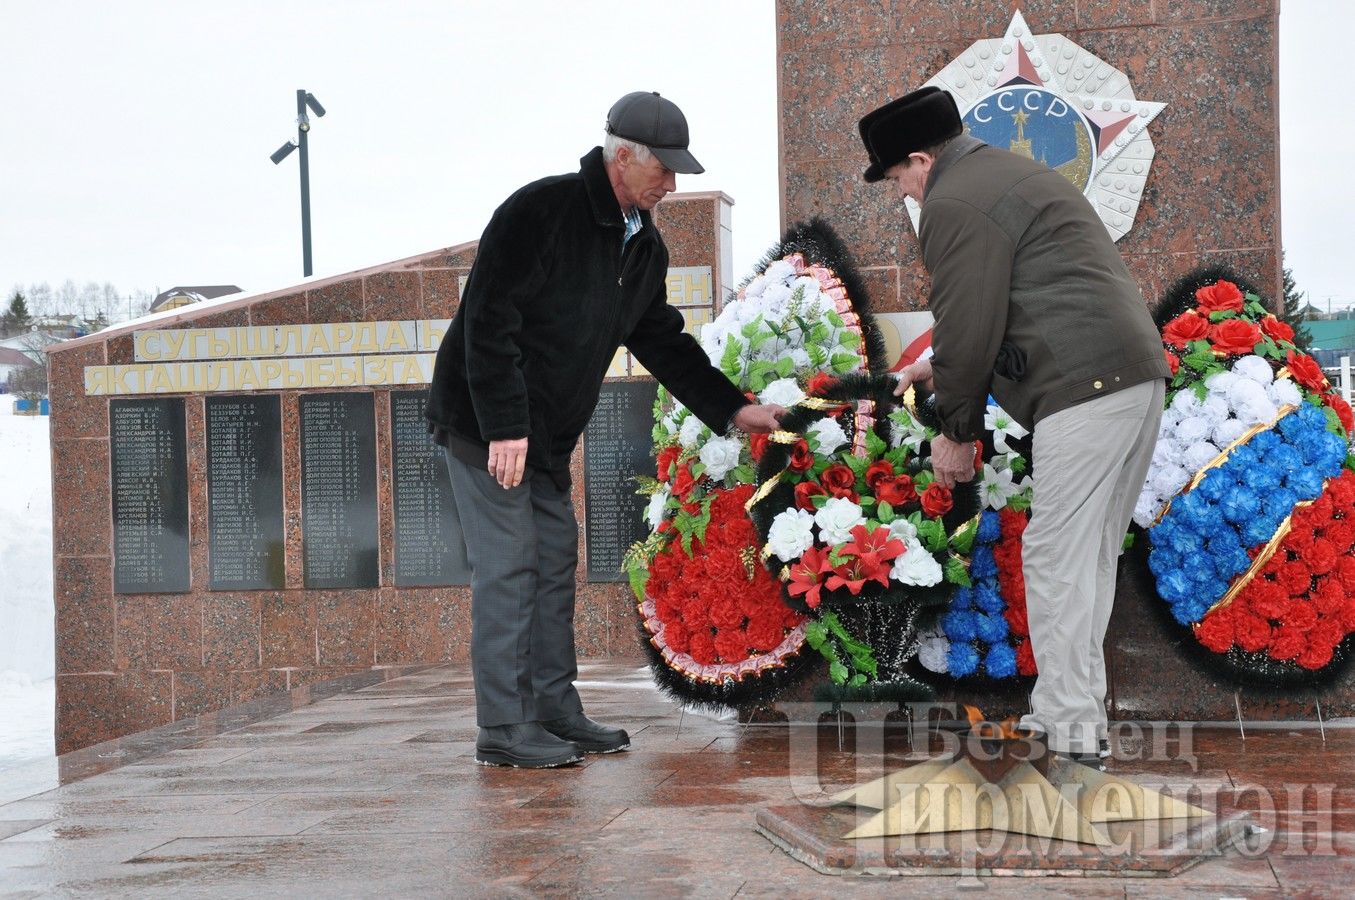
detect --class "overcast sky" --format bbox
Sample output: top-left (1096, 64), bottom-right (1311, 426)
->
top-left (1, 1), bottom-right (1350, 316)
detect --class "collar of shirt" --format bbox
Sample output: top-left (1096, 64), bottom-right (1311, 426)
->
top-left (621, 206), bottom-right (642, 247)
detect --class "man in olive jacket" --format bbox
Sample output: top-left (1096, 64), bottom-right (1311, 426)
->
top-left (859, 87), bottom-right (1169, 768)
top-left (427, 92), bottom-right (783, 768)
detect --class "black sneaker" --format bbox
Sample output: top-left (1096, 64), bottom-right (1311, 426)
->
top-left (1098, 737), bottom-right (1111, 759)
top-left (541, 713), bottom-right (630, 753)
top-left (475, 722), bottom-right (582, 768)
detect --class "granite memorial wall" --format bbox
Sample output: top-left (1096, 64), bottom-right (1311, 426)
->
top-left (48, 191), bottom-right (733, 753)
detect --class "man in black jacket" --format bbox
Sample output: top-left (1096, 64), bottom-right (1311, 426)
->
top-left (427, 91), bottom-right (783, 768)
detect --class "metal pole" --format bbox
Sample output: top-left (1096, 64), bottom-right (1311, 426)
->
top-left (297, 89), bottom-right (313, 277)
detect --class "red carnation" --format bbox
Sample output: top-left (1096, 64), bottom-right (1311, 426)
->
top-left (789, 439), bottom-right (814, 473)
top-left (714, 627), bottom-right (750, 663)
top-left (1015, 640), bottom-right (1038, 676)
top-left (746, 614), bottom-right (786, 652)
top-left (1245, 579), bottom-right (1290, 620)
top-left (687, 629), bottom-right (717, 664)
top-left (1284, 600), bottom-right (1319, 632)
top-left (1259, 315), bottom-right (1295, 344)
top-left (1286, 351), bottom-right (1329, 393)
top-left (1196, 608), bottom-right (1235, 653)
top-left (1281, 559), bottom-right (1314, 597)
top-left (1000, 507), bottom-right (1029, 537)
top-left (1163, 311), bottom-right (1209, 347)
top-left (821, 464), bottom-right (858, 499)
top-left (806, 372), bottom-right (838, 396)
top-left (1004, 601), bottom-right (1029, 637)
top-left (656, 445), bottom-right (680, 483)
top-left (749, 432), bottom-right (769, 462)
top-left (865, 460), bottom-right (895, 490)
top-left (1165, 349), bottom-right (1180, 376)
top-left (1326, 393), bottom-right (1354, 434)
top-left (663, 621), bottom-right (690, 654)
top-left (876, 474), bottom-right (918, 508)
top-left (1298, 641), bottom-right (1336, 671)
top-left (794, 480), bottom-right (827, 512)
top-left (1330, 471), bottom-right (1355, 507)
top-left (920, 483), bottom-right (954, 518)
top-left (1234, 611), bottom-right (1274, 652)
top-left (1195, 280), bottom-right (1245, 314)
top-left (1313, 578), bottom-right (1347, 617)
top-left (1308, 539), bottom-right (1339, 576)
top-left (1208, 318), bottom-right (1262, 356)
top-left (1340, 594), bottom-right (1355, 631)
top-left (1326, 519), bottom-right (1355, 552)
top-left (1268, 625), bottom-right (1307, 661)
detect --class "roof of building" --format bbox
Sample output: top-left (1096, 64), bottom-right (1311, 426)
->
top-left (0, 346), bottom-right (38, 367)
top-left (149, 285), bottom-right (242, 313)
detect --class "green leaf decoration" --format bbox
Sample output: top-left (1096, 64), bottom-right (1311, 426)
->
top-left (876, 500), bottom-right (895, 523)
top-left (865, 429), bottom-right (886, 457)
top-left (950, 520), bottom-right (977, 555)
top-left (808, 344), bottom-right (828, 367)
top-left (944, 556), bottom-right (972, 587)
top-left (829, 660), bottom-right (849, 685)
top-left (830, 352), bottom-right (860, 374)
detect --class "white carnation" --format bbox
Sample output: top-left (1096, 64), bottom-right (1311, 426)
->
top-left (1181, 440), bottom-right (1222, 472)
top-left (788, 348), bottom-right (811, 368)
top-left (807, 418), bottom-right (848, 455)
top-left (790, 275), bottom-right (822, 301)
top-left (1268, 378), bottom-right (1302, 408)
top-left (1150, 464), bottom-right (1191, 497)
top-left (1212, 417), bottom-right (1250, 447)
top-left (1227, 378), bottom-right (1277, 425)
top-left (1176, 416), bottom-right (1212, 445)
top-left (698, 435), bottom-right (742, 481)
top-left (814, 497), bottom-right (865, 546)
top-left (678, 414), bottom-right (706, 449)
top-left (1198, 394), bottom-right (1230, 425)
top-left (768, 508), bottom-right (816, 562)
top-left (759, 377), bottom-right (805, 408)
top-left (645, 489), bottom-right (670, 529)
top-left (763, 259), bottom-right (795, 285)
top-left (1170, 389), bottom-right (1203, 418)
top-left (1233, 355), bottom-right (1275, 384)
top-left (1132, 493), bottom-right (1161, 529)
top-left (890, 538), bottom-right (944, 586)
top-left (1204, 370), bottom-right (1240, 396)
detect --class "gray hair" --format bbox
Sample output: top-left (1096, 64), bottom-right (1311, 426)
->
top-left (603, 132), bottom-right (653, 164)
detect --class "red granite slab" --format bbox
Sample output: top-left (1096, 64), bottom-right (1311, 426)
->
top-left (420, 269), bottom-right (464, 319)
top-left (114, 595), bottom-right (202, 671)
top-left (54, 556), bottom-right (115, 674)
top-left (362, 270), bottom-right (421, 323)
top-left (202, 594), bottom-right (262, 669)
top-left (306, 277), bottom-right (364, 324)
top-left (47, 341), bottom-right (107, 441)
top-left (50, 438), bottom-right (111, 557)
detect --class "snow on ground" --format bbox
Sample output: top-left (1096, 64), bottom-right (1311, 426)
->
top-left (0, 399), bottom-right (55, 765)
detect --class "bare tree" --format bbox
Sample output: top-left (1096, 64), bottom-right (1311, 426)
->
top-left (26, 282), bottom-right (53, 317)
top-left (9, 331), bottom-right (51, 413)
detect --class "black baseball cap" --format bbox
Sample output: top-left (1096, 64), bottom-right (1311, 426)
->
top-left (606, 91), bottom-right (704, 174)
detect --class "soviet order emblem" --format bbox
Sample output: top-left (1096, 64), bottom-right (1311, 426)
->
top-left (912, 10), bottom-right (1165, 242)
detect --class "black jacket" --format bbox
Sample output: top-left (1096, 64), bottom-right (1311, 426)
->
top-left (426, 147), bottom-right (747, 475)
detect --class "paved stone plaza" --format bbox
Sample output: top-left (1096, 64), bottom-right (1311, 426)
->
top-left (2, 661), bottom-right (1352, 897)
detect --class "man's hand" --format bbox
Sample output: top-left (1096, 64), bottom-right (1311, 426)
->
top-left (892, 357), bottom-right (935, 397)
top-left (731, 403), bottom-right (787, 434)
top-left (488, 437), bottom-right (528, 489)
top-left (929, 434), bottom-right (977, 489)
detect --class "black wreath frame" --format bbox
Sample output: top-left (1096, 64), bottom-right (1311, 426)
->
top-left (748, 372), bottom-right (981, 614)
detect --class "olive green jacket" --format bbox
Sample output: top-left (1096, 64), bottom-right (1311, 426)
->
top-left (919, 135), bottom-right (1170, 441)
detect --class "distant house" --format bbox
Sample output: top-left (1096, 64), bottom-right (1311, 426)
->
top-left (149, 285), bottom-right (242, 314)
top-left (1305, 318), bottom-right (1355, 372)
top-left (0, 328), bottom-right (64, 362)
top-left (0, 346), bottom-right (38, 390)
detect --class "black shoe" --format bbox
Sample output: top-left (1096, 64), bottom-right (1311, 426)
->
top-left (1056, 750), bottom-right (1107, 772)
top-left (1098, 737), bottom-right (1111, 759)
top-left (475, 722), bottom-right (582, 768)
top-left (540, 713), bottom-right (630, 753)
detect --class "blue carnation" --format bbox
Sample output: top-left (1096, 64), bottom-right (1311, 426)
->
top-left (1241, 463), bottom-right (1283, 493)
top-left (1270, 444), bottom-right (1303, 473)
top-left (1171, 597), bottom-right (1208, 626)
top-left (1263, 488), bottom-right (1299, 521)
top-left (1148, 547), bottom-right (1180, 578)
top-left (943, 608), bottom-right (979, 642)
top-left (1157, 567), bottom-right (1193, 603)
top-left (985, 644), bottom-right (1017, 679)
top-left (1251, 430), bottom-right (1281, 453)
top-left (1167, 524), bottom-right (1200, 556)
top-left (970, 545), bottom-right (998, 579)
top-left (973, 582), bottom-right (1005, 614)
top-left (1219, 488), bottom-right (1261, 524)
top-left (1231, 444), bottom-right (1259, 469)
top-left (1242, 516), bottom-right (1276, 546)
top-left (1287, 467), bottom-right (1326, 499)
top-left (975, 612), bottom-right (1009, 644)
top-left (950, 585), bottom-right (975, 610)
top-left (947, 642), bottom-right (980, 678)
top-left (1278, 410), bottom-right (1308, 440)
top-left (977, 510), bottom-right (1001, 543)
top-left (1196, 474), bottom-right (1228, 502)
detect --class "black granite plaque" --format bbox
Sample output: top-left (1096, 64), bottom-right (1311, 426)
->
top-left (206, 395), bottom-right (284, 590)
top-left (584, 380), bottom-right (659, 582)
top-left (390, 390), bottom-right (470, 586)
top-left (299, 392), bottom-right (379, 589)
top-left (110, 398), bottom-right (189, 593)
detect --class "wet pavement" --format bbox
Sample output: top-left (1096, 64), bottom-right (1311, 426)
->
top-left (2, 661), bottom-right (1354, 897)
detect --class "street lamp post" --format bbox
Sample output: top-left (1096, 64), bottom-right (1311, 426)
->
top-left (270, 89), bottom-right (327, 277)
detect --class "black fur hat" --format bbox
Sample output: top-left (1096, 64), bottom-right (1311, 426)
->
top-left (858, 87), bottom-right (962, 182)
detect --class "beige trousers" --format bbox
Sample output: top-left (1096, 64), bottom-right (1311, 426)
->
top-left (1017, 378), bottom-right (1165, 755)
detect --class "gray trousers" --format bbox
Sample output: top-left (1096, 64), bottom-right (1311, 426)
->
top-left (443, 450), bottom-right (584, 727)
top-left (1018, 379), bottom-right (1164, 755)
